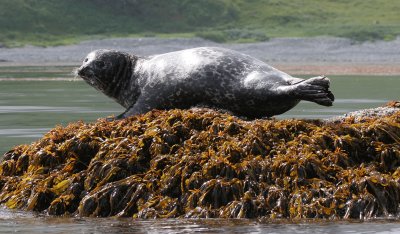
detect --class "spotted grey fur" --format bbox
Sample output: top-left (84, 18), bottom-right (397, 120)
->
top-left (77, 47), bottom-right (334, 120)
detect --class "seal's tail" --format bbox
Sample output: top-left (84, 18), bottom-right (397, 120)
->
top-left (293, 76), bottom-right (334, 106)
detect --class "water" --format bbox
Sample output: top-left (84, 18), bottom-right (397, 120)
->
top-left (0, 66), bottom-right (123, 154)
top-left (0, 66), bottom-right (399, 233)
top-left (1, 209), bottom-right (400, 234)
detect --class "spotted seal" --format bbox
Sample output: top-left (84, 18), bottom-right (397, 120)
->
top-left (77, 47), bottom-right (334, 120)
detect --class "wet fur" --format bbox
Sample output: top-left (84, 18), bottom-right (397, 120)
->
top-left (77, 47), bottom-right (334, 120)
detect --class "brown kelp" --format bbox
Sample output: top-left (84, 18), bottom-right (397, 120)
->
top-left (0, 102), bottom-right (399, 219)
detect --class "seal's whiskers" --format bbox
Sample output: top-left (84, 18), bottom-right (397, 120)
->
top-left (71, 67), bottom-right (80, 81)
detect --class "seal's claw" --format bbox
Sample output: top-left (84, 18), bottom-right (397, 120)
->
top-left (106, 114), bottom-right (126, 121)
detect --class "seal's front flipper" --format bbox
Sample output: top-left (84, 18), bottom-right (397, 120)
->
top-left (108, 100), bottom-right (153, 121)
top-left (106, 110), bottom-right (129, 121)
top-left (292, 76), bottom-right (334, 106)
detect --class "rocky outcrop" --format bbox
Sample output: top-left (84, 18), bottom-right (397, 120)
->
top-left (0, 102), bottom-right (399, 219)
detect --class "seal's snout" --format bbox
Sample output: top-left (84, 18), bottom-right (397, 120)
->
top-left (77, 66), bottom-right (91, 78)
top-left (77, 67), bottom-right (85, 77)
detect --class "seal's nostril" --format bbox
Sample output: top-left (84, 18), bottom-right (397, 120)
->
top-left (77, 68), bottom-right (84, 76)
top-left (78, 67), bottom-right (89, 76)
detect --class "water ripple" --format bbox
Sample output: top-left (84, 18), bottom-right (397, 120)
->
top-left (0, 128), bottom-right (50, 138)
top-left (334, 99), bottom-right (389, 104)
top-left (0, 106), bottom-right (116, 113)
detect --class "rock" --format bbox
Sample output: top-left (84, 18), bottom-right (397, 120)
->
top-left (0, 102), bottom-right (399, 219)
top-left (328, 101), bottom-right (400, 123)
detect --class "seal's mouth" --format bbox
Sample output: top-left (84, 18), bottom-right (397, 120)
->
top-left (91, 77), bottom-right (107, 92)
top-left (77, 67), bottom-right (106, 91)
top-left (77, 66), bottom-right (94, 78)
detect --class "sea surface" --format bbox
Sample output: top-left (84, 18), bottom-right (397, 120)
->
top-left (1, 209), bottom-right (400, 234)
top-left (0, 66), bottom-right (399, 233)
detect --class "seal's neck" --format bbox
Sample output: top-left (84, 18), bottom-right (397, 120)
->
top-left (105, 55), bottom-right (141, 108)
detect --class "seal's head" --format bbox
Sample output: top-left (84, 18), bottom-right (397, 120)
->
top-left (77, 49), bottom-right (134, 97)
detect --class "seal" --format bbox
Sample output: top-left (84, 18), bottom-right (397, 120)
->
top-left (77, 47), bottom-right (334, 120)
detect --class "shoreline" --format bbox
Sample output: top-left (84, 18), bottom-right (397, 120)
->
top-left (275, 63), bottom-right (400, 76)
top-left (1, 36), bottom-right (400, 76)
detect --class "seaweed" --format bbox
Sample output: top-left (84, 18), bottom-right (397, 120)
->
top-left (0, 102), bottom-right (399, 219)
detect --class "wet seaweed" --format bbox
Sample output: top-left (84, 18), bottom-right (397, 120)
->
top-left (0, 102), bottom-right (399, 219)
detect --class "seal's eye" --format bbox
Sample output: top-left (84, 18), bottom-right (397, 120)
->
top-left (84, 58), bottom-right (88, 63)
top-left (95, 61), bottom-right (106, 68)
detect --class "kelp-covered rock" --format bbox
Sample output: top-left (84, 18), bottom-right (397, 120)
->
top-left (0, 102), bottom-right (399, 219)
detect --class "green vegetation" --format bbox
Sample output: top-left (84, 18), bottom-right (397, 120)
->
top-left (0, 0), bottom-right (399, 47)
top-left (196, 29), bottom-right (269, 43)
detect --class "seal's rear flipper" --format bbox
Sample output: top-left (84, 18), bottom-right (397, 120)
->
top-left (292, 76), bottom-right (335, 106)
